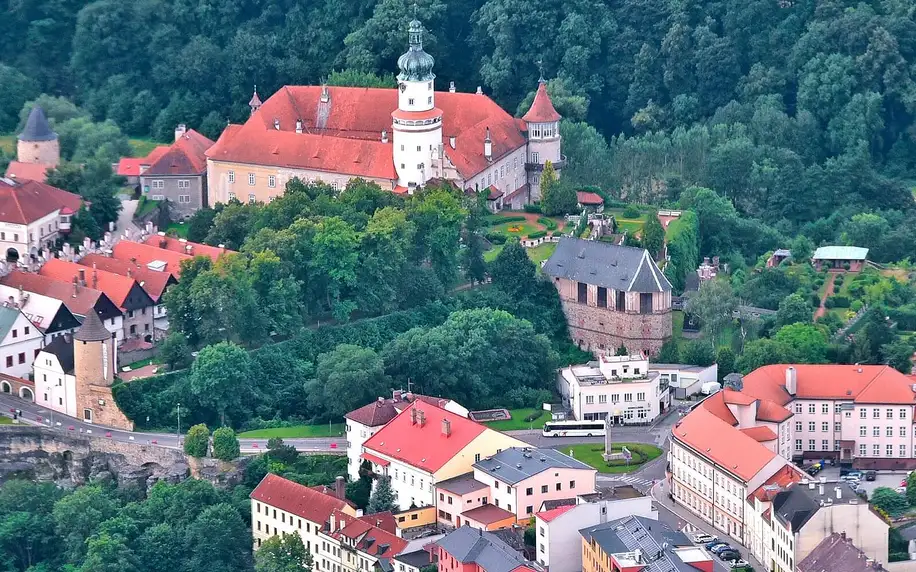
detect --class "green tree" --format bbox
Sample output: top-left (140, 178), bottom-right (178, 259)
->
top-left (789, 235), bottom-right (814, 264)
top-left (641, 214), bottom-right (665, 258)
top-left (186, 207), bottom-right (218, 243)
top-left (327, 69), bottom-right (395, 88)
top-left (655, 340), bottom-right (680, 363)
top-left (80, 533), bottom-right (140, 572)
top-left (490, 239), bottom-right (535, 298)
top-left (310, 345), bottom-right (390, 420)
top-left (906, 473), bottom-right (916, 507)
top-left (883, 339), bottom-right (914, 374)
top-left (184, 424), bottom-right (210, 458)
top-left (255, 533), bottom-right (314, 572)
top-left (681, 340), bottom-right (716, 367)
top-left (773, 324), bottom-right (829, 364)
top-left (159, 332), bottom-right (191, 370)
top-left (212, 427), bottom-right (241, 461)
top-left (716, 347), bottom-right (736, 379)
top-left (188, 342), bottom-right (252, 425)
top-left (871, 487), bottom-right (908, 516)
top-left (184, 503), bottom-right (253, 572)
top-left (539, 161), bottom-right (574, 216)
top-left (367, 476), bottom-right (398, 514)
top-left (685, 280), bottom-right (737, 344)
top-left (52, 485), bottom-right (120, 561)
top-left (776, 293), bottom-right (812, 327)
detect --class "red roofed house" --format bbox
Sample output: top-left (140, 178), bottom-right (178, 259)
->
top-left (317, 509), bottom-right (409, 570)
top-left (39, 258), bottom-right (155, 341)
top-left (111, 239), bottom-right (191, 279)
top-left (115, 145), bottom-right (170, 186)
top-left (142, 233), bottom-right (230, 262)
top-left (139, 125), bottom-right (215, 219)
top-left (361, 402), bottom-right (526, 511)
top-left (0, 176), bottom-right (81, 263)
top-left (206, 19), bottom-right (563, 210)
top-left (575, 191), bottom-right (604, 210)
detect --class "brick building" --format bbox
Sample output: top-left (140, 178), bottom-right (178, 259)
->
top-left (542, 238), bottom-right (672, 356)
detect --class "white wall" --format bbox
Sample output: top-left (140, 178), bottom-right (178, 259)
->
top-left (0, 312), bottom-right (44, 378)
top-left (34, 352), bottom-right (76, 417)
top-left (387, 458), bottom-right (435, 510)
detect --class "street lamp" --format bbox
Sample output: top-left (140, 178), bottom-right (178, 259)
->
top-left (177, 402), bottom-right (181, 448)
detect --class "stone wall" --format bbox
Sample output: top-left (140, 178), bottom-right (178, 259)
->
top-left (17, 139), bottom-right (60, 166)
top-left (561, 301), bottom-right (672, 355)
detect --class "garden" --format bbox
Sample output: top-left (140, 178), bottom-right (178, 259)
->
top-left (565, 442), bottom-right (663, 474)
top-left (481, 408), bottom-right (549, 431)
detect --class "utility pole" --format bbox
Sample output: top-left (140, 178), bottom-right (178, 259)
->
top-left (177, 402), bottom-right (181, 448)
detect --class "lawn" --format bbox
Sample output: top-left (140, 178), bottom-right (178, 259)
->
top-left (0, 416), bottom-right (12, 425)
top-left (484, 245), bottom-right (503, 262)
top-left (238, 423), bottom-right (345, 438)
top-left (490, 220), bottom-right (541, 237)
top-left (672, 310), bottom-right (686, 348)
top-left (164, 222), bottom-right (190, 238)
top-left (136, 196), bottom-right (161, 217)
top-left (129, 138), bottom-right (161, 157)
top-left (565, 443), bottom-right (664, 474)
top-left (0, 134), bottom-right (13, 154)
top-left (482, 408), bottom-right (548, 431)
top-left (527, 242), bottom-right (557, 264)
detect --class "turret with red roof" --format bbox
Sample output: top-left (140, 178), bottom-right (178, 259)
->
top-left (522, 79), bottom-right (563, 202)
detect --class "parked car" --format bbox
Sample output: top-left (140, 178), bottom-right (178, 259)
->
top-left (865, 470), bottom-right (876, 481)
top-left (841, 474), bottom-right (861, 482)
top-left (897, 486), bottom-right (907, 494)
top-left (730, 560), bottom-right (750, 568)
top-left (711, 544), bottom-right (733, 555)
top-left (719, 550), bottom-right (741, 561)
top-left (693, 533), bottom-right (717, 544)
top-left (705, 541), bottom-right (725, 550)
top-left (855, 485), bottom-right (867, 496)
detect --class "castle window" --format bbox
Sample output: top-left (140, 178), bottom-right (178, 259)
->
top-left (228, 171), bottom-right (235, 183)
top-left (428, 82), bottom-right (432, 90)
top-left (640, 293), bottom-right (653, 314)
top-left (428, 97), bottom-right (432, 104)
top-left (577, 282), bottom-right (587, 304)
top-left (616, 291), bottom-right (626, 311)
top-left (408, 98), bottom-right (415, 105)
top-left (248, 173), bottom-right (255, 186)
top-left (268, 175), bottom-right (276, 188)
top-left (531, 151), bottom-right (539, 163)
top-left (597, 287), bottom-right (607, 308)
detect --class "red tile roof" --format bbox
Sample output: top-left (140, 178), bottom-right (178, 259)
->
top-left (487, 185), bottom-right (504, 200)
top-left (699, 391), bottom-right (737, 426)
top-left (39, 258), bottom-right (149, 310)
top-left (0, 270), bottom-right (108, 317)
top-left (112, 240), bottom-right (190, 278)
top-left (250, 473), bottom-right (351, 526)
top-left (723, 389), bottom-right (757, 406)
top-left (700, 389), bottom-right (793, 426)
top-left (576, 191), bottom-right (603, 205)
top-left (744, 364), bottom-right (916, 405)
top-left (206, 86), bottom-right (528, 180)
top-left (117, 146), bottom-right (171, 177)
top-left (536, 504), bottom-right (575, 523)
top-left (363, 402), bottom-right (487, 473)
top-left (345, 393), bottom-right (456, 427)
top-left (79, 254), bottom-right (175, 302)
top-left (141, 234), bottom-right (230, 262)
top-left (739, 426), bottom-right (778, 442)
top-left (0, 178), bottom-right (82, 225)
top-left (359, 511), bottom-right (398, 534)
top-left (755, 399), bottom-right (793, 423)
top-left (5, 161), bottom-right (52, 182)
top-left (673, 406), bottom-right (777, 482)
top-left (522, 81), bottom-right (561, 123)
top-left (748, 464), bottom-right (803, 503)
top-left (361, 452), bottom-right (390, 467)
top-left (330, 509), bottom-right (408, 557)
top-left (143, 130), bottom-right (214, 176)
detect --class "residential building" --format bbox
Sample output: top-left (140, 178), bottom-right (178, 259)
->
top-left (652, 363), bottom-right (718, 399)
top-left (576, 192), bottom-right (604, 210)
top-left (39, 258), bottom-right (155, 340)
top-left (317, 509), bottom-right (408, 572)
top-left (141, 233), bottom-right (230, 262)
top-left (580, 516), bottom-right (713, 572)
top-left (435, 473), bottom-right (494, 529)
top-left (812, 246), bottom-right (868, 272)
top-left (111, 239), bottom-right (191, 279)
top-left (542, 238), bottom-right (672, 356)
top-left (393, 545), bottom-right (438, 572)
top-left (797, 532), bottom-right (887, 572)
top-left (0, 304), bottom-right (44, 378)
top-left (534, 486), bottom-right (656, 572)
top-left (0, 176), bottom-right (81, 263)
top-left (0, 270), bottom-right (124, 341)
top-left (345, 390), bottom-right (468, 480)
top-left (138, 126), bottom-right (214, 219)
top-left (361, 402), bottom-right (527, 511)
top-left (437, 525), bottom-right (542, 572)
top-left (558, 354), bottom-right (669, 424)
top-left (0, 284), bottom-right (81, 343)
top-left (4, 106), bottom-right (60, 183)
top-left (116, 145), bottom-right (170, 187)
top-left (206, 19), bottom-right (562, 209)
top-left (33, 335), bottom-right (76, 417)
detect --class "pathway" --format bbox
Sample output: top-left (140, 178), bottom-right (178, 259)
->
top-left (116, 195), bottom-right (141, 237)
top-left (814, 272), bottom-right (837, 319)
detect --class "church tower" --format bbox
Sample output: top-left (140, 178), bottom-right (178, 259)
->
top-left (17, 105), bottom-right (60, 168)
top-left (392, 17), bottom-right (443, 191)
top-left (522, 79), bottom-right (562, 202)
top-left (73, 311), bottom-right (133, 430)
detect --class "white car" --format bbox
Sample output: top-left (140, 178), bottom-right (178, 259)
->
top-left (692, 533), bottom-right (717, 544)
top-left (730, 560), bottom-right (750, 568)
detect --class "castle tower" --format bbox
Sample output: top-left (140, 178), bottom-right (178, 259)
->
top-left (522, 80), bottom-right (562, 202)
top-left (249, 86), bottom-right (263, 116)
top-left (392, 17), bottom-right (443, 191)
top-left (73, 311), bottom-right (133, 429)
top-left (17, 105), bottom-right (60, 168)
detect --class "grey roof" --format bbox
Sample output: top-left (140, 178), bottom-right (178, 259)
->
top-left (74, 310), bottom-right (110, 342)
top-left (542, 238), bottom-right (671, 293)
top-left (473, 447), bottom-right (593, 485)
top-left (578, 485), bottom-right (644, 502)
top-left (436, 472), bottom-right (489, 495)
top-left (771, 481), bottom-right (859, 531)
top-left (19, 106), bottom-right (57, 142)
top-left (797, 532), bottom-right (886, 572)
top-left (812, 246), bottom-right (869, 261)
top-left (0, 306), bottom-right (21, 341)
top-left (393, 549), bottom-right (435, 569)
top-left (42, 335), bottom-right (74, 374)
top-left (579, 516), bottom-right (695, 572)
top-left (437, 526), bottom-right (537, 572)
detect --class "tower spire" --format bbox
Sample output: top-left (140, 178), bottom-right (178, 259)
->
top-left (537, 59), bottom-right (545, 83)
top-left (248, 85), bottom-right (262, 116)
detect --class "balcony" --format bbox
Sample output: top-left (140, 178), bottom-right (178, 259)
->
top-left (526, 155), bottom-right (567, 172)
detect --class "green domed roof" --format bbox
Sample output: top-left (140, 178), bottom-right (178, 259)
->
top-left (397, 19), bottom-right (435, 82)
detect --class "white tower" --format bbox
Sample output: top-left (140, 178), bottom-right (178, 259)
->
top-left (392, 18), bottom-right (443, 191)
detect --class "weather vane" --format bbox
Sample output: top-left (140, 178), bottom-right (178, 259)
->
top-left (537, 59), bottom-right (545, 81)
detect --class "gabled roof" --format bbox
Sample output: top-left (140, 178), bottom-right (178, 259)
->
top-left (79, 254), bottom-right (176, 302)
top-left (473, 447), bottom-right (593, 485)
top-left (461, 504), bottom-right (516, 525)
top-left (39, 258), bottom-right (152, 311)
top-left (111, 240), bottom-right (191, 278)
top-left (755, 399), bottom-right (793, 423)
top-left (743, 364), bottom-right (916, 405)
top-left (0, 306), bottom-right (23, 341)
top-left (345, 392), bottom-right (456, 427)
top-left (40, 335), bottom-right (74, 374)
top-left (739, 426), bottom-right (778, 442)
top-left (0, 284), bottom-right (79, 334)
top-left (748, 464), bottom-right (803, 503)
top-left (436, 472), bottom-right (489, 495)
top-left (141, 234), bottom-right (230, 262)
top-left (576, 191), bottom-right (603, 205)
top-left (0, 178), bottom-right (82, 225)
top-left (437, 525), bottom-right (535, 572)
top-left (363, 402), bottom-right (487, 473)
top-left (250, 473), bottom-right (351, 527)
top-left (798, 533), bottom-right (887, 572)
top-left (19, 106), bottom-right (57, 142)
top-left (579, 516), bottom-right (697, 572)
top-left (4, 162), bottom-right (52, 182)
top-left (542, 237), bottom-right (671, 293)
top-left (535, 504), bottom-right (575, 523)
top-left (143, 130), bottom-right (214, 176)
top-left (812, 246), bottom-right (868, 261)
top-left (0, 270), bottom-right (117, 319)
top-left (522, 81), bottom-right (561, 123)
top-left (329, 509), bottom-right (408, 558)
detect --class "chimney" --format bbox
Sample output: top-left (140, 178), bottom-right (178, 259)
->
top-left (442, 418), bottom-right (451, 437)
top-left (335, 475), bottom-right (346, 500)
top-left (785, 366), bottom-right (797, 396)
top-left (273, 118), bottom-right (280, 130)
top-left (78, 268), bottom-right (86, 286)
top-left (475, 86), bottom-right (483, 95)
top-left (449, 136), bottom-right (456, 149)
top-left (381, 130), bottom-right (389, 144)
top-left (321, 85), bottom-right (330, 103)
top-left (392, 389), bottom-right (403, 401)
top-left (174, 124), bottom-right (187, 142)
top-left (418, 410), bottom-right (426, 427)
top-left (296, 119), bottom-right (303, 134)
top-left (411, 407), bottom-right (419, 425)
top-left (72, 276), bottom-right (79, 296)
top-left (91, 268), bottom-right (98, 290)
top-left (484, 127), bottom-right (492, 161)
top-left (449, 81), bottom-right (456, 93)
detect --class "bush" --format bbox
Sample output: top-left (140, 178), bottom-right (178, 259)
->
top-left (184, 423), bottom-right (209, 457)
top-left (485, 231), bottom-right (507, 244)
top-left (622, 204), bottom-right (641, 218)
top-left (834, 274), bottom-right (845, 286)
top-left (524, 410), bottom-right (545, 423)
top-left (483, 214), bottom-right (525, 226)
top-left (825, 295), bottom-right (851, 309)
top-left (212, 427), bottom-right (240, 461)
top-left (528, 230), bottom-right (547, 240)
top-left (537, 217), bottom-right (558, 230)
top-left (851, 300), bottom-right (863, 312)
top-left (810, 293), bottom-right (821, 307)
top-left (523, 203), bottom-right (542, 214)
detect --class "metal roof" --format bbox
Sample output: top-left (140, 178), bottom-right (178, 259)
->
top-left (542, 238), bottom-right (671, 293)
top-left (437, 525), bottom-right (538, 572)
top-left (473, 447), bottom-right (593, 485)
top-left (579, 516), bottom-right (695, 572)
top-left (812, 246), bottom-right (869, 261)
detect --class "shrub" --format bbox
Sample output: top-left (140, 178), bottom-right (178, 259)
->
top-left (810, 293), bottom-right (821, 307)
top-left (834, 274), bottom-right (845, 286)
top-left (622, 204), bottom-right (641, 218)
top-left (537, 217), bottom-right (558, 230)
top-left (523, 203), bottom-right (542, 214)
top-left (184, 423), bottom-right (209, 457)
top-left (483, 214), bottom-right (526, 226)
top-left (528, 230), bottom-right (547, 240)
top-left (825, 295), bottom-right (851, 308)
top-left (212, 426), bottom-right (240, 461)
top-left (524, 410), bottom-right (545, 423)
top-left (485, 231), bottom-right (507, 244)
top-left (851, 300), bottom-right (863, 312)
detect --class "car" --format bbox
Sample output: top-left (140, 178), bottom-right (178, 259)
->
top-left (841, 474), bottom-right (861, 482)
top-left (710, 544), bottom-right (733, 555)
top-left (705, 541), bottom-right (725, 550)
top-left (865, 470), bottom-right (877, 481)
top-left (718, 550), bottom-right (741, 561)
top-left (730, 560), bottom-right (750, 568)
top-left (855, 485), bottom-right (867, 495)
top-left (692, 533), bottom-right (717, 544)
top-left (897, 486), bottom-right (907, 494)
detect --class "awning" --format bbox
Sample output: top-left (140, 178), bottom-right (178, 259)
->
top-left (361, 452), bottom-right (391, 467)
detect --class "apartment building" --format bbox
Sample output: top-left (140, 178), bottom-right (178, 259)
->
top-left (437, 525), bottom-right (542, 572)
top-left (580, 516), bottom-right (713, 572)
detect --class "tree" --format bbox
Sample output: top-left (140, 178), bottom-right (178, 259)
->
top-left (655, 340), bottom-right (680, 363)
top-left (188, 342), bottom-right (252, 425)
top-left (310, 345), bottom-right (390, 420)
top-left (183, 503), bottom-right (253, 571)
top-left (184, 424), bottom-right (210, 458)
top-left (328, 69), bottom-right (395, 88)
top-left (789, 235), bottom-right (814, 264)
top-left (883, 339), bottom-right (914, 374)
top-left (871, 487), bottom-right (908, 516)
top-left (906, 473), bottom-right (916, 507)
top-left (641, 214), bottom-right (665, 258)
top-left (685, 280), bottom-right (737, 344)
top-left (490, 239), bottom-right (535, 298)
top-left (267, 438), bottom-right (300, 465)
top-left (159, 332), bottom-right (191, 370)
top-left (681, 340), bottom-right (716, 367)
top-left (776, 293), bottom-right (812, 327)
top-left (539, 161), bottom-right (575, 216)
top-left (212, 427), bottom-right (241, 461)
top-left (256, 533), bottom-right (314, 572)
top-left (716, 347), bottom-right (736, 379)
top-left (186, 207), bottom-right (218, 243)
top-left (772, 324), bottom-right (829, 364)
top-left (517, 78), bottom-right (589, 122)
top-left (367, 476), bottom-right (398, 514)
top-left (52, 485), bottom-right (120, 561)
top-left (80, 533), bottom-right (140, 572)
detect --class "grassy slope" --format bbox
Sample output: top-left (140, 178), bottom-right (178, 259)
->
top-left (238, 423), bottom-right (345, 438)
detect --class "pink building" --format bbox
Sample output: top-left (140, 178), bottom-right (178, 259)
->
top-left (437, 525), bottom-right (542, 572)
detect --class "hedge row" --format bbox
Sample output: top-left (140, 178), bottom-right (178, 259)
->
top-left (483, 214), bottom-right (526, 226)
top-left (537, 217), bottom-right (558, 230)
top-left (528, 230), bottom-right (547, 239)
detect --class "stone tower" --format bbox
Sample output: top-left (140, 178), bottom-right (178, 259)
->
top-left (17, 106), bottom-right (60, 168)
top-left (73, 311), bottom-right (133, 430)
top-left (522, 80), bottom-right (562, 202)
top-left (392, 17), bottom-right (443, 191)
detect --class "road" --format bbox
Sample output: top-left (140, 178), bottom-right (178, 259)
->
top-left (116, 195), bottom-right (141, 237)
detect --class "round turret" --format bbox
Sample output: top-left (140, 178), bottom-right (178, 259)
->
top-left (397, 19), bottom-right (436, 83)
top-left (17, 105), bottom-right (60, 167)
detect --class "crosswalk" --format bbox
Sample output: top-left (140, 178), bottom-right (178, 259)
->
top-left (598, 474), bottom-right (655, 489)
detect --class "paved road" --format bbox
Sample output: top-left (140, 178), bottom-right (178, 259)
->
top-left (116, 196), bottom-right (141, 237)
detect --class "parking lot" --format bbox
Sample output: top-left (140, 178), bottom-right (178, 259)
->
top-left (803, 466), bottom-right (908, 499)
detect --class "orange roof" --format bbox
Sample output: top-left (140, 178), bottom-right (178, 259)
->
top-left (250, 473), bottom-right (351, 526)
top-left (141, 234), bottom-right (230, 262)
top-left (206, 86), bottom-right (528, 180)
top-left (0, 178), bottom-right (82, 225)
top-left (699, 391), bottom-right (738, 425)
top-left (329, 509), bottom-right (408, 557)
top-left (536, 504), bottom-right (575, 523)
top-left (673, 406), bottom-right (777, 482)
top-left (740, 426), bottom-right (778, 442)
top-left (79, 254), bottom-right (175, 302)
top-left (0, 270), bottom-right (109, 317)
top-left (5, 161), bottom-right (51, 182)
top-left (361, 452), bottom-right (390, 467)
top-left (744, 364), bottom-right (916, 405)
top-left (112, 240), bottom-right (190, 278)
top-left (576, 191), bottom-right (603, 205)
top-left (723, 389), bottom-right (757, 406)
top-left (39, 258), bottom-right (150, 310)
top-left (116, 158), bottom-right (144, 177)
top-left (487, 185), bottom-right (503, 200)
top-left (748, 464), bottom-right (803, 503)
top-left (144, 130), bottom-right (214, 176)
top-left (363, 402), bottom-right (487, 473)
top-left (522, 81), bottom-right (561, 123)
top-left (755, 399), bottom-right (793, 423)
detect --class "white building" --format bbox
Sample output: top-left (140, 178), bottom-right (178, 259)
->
top-left (33, 335), bottom-right (76, 416)
top-left (558, 355), bottom-right (669, 424)
top-left (0, 304), bottom-right (45, 378)
top-left (0, 284), bottom-right (81, 344)
top-left (652, 363), bottom-right (718, 399)
top-left (0, 176), bottom-right (80, 263)
top-left (534, 486), bottom-right (656, 572)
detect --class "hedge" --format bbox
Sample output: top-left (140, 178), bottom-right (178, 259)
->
top-left (485, 231), bottom-right (507, 244)
top-left (528, 230), bottom-right (547, 239)
top-left (663, 211), bottom-right (699, 293)
top-left (824, 295), bottom-right (851, 309)
top-left (523, 203), bottom-right (542, 214)
top-left (483, 214), bottom-right (526, 226)
top-left (537, 217), bottom-right (558, 230)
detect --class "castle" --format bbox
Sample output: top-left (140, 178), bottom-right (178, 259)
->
top-left (206, 18), bottom-right (563, 209)
top-left (4, 105), bottom-right (61, 183)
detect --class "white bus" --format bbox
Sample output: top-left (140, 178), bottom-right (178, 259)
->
top-left (542, 420), bottom-right (606, 437)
